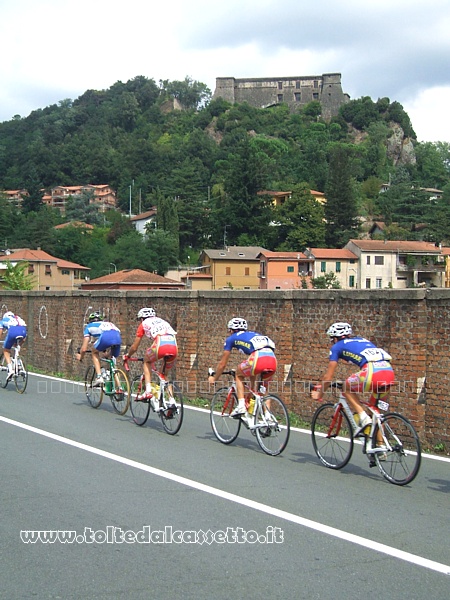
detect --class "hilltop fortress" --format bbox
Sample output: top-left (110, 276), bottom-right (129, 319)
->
top-left (213, 72), bottom-right (349, 120)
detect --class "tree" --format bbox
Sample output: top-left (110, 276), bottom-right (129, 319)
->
top-left (160, 76), bottom-right (211, 110)
top-left (312, 272), bottom-right (341, 289)
top-left (271, 184), bottom-right (326, 250)
top-left (1, 261), bottom-right (35, 290)
top-left (325, 146), bottom-right (360, 247)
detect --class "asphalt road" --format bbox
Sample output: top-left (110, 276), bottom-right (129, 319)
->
top-left (1, 373), bottom-right (449, 600)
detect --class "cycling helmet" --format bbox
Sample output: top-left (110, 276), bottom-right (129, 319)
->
top-left (137, 307), bottom-right (156, 319)
top-left (3, 311), bottom-right (14, 319)
top-left (88, 311), bottom-right (103, 322)
top-left (227, 317), bottom-right (248, 331)
top-left (326, 322), bottom-right (353, 339)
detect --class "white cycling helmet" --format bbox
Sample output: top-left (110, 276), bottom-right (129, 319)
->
top-left (137, 307), bottom-right (156, 319)
top-left (3, 311), bottom-right (14, 319)
top-left (326, 322), bottom-right (353, 339)
top-left (227, 317), bottom-right (248, 331)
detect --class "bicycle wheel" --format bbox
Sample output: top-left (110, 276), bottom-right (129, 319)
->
top-left (254, 394), bottom-right (290, 456)
top-left (110, 368), bottom-right (130, 415)
top-left (14, 358), bottom-right (28, 393)
top-left (130, 375), bottom-right (150, 426)
top-left (372, 412), bottom-right (421, 485)
top-left (159, 382), bottom-right (184, 435)
top-left (0, 356), bottom-right (9, 388)
top-left (84, 365), bottom-right (103, 408)
top-left (210, 387), bottom-right (241, 444)
top-left (311, 403), bottom-right (354, 469)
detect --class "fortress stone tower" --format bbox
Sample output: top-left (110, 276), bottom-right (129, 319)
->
top-left (212, 73), bottom-right (349, 120)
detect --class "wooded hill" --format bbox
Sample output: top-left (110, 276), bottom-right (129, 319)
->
top-left (0, 75), bottom-right (449, 279)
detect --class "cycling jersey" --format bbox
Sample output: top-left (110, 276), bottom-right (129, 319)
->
top-left (83, 321), bottom-right (121, 357)
top-left (137, 317), bottom-right (177, 340)
top-left (329, 336), bottom-right (392, 367)
top-left (1, 314), bottom-right (27, 349)
top-left (224, 331), bottom-right (276, 355)
top-left (137, 317), bottom-right (177, 368)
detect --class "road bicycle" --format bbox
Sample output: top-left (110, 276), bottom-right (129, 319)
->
top-left (311, 381), bottom-right (421, 485)
top-left (82, 347), bottom-right (130, 415)
top-left (209, 368), bottom-right (290, 456)
top-left (123, 355), bottom-right (184, 435)
top-left (0, 337), bottom-right (28, 393)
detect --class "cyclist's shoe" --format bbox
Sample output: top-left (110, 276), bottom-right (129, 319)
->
top-left (354, 414), bottom-right (372, 437)
top-left (230, 405), bottom-right (246, 418)
top-left (150, 397), bottom-right (162, 412)
top-left (93, 375), bottom-right (104, 387)
top-left (6, 367), bottom-right (14, 382)
top-left (137, 391), bottom-right (153, 402)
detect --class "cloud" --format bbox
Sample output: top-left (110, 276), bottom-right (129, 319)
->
top-left (1, 0), bottom-right (449, 143)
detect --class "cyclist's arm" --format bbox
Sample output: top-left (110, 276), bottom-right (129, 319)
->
top-left (125, 335), bottom-right (142, 358)
top-left (208, 350), bottom-right (231, 384)
top-left (76, 335), bottom-right (90, 361)
top-left (311, 360), bottom-right (338, 400)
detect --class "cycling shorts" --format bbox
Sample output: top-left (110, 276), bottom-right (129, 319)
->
top-left (94, 330), bottom-right (122, 357)
top-left (346, 361), bottom-right (395, 394)
top-left (145, 334), bottom-right (177, 369)
top-left (3, 326), bottom-right (27, 350)
top-left (239, 348), bottom-right (277, 381)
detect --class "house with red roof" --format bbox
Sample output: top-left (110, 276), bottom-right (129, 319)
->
top-left (0, 248), bottom-right (90, 291)
top-left (80, 269), bottom-right (184, 291)
top-left (256, 250), bottom-right (314, 289)
top-left (304, 248), bottom-right (359, 288)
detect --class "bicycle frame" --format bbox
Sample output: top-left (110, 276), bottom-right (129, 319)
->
top-left (0, 337), bottom-right (28, 393)
top-left (209, 368), bottom-right (290, 456)
top-left (82, 347), bottom-right (130, 415)
top-left (311, 381), bottom-right (422, 485)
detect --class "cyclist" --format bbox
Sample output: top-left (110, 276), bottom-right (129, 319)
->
top-left (0, 311), bottom-right (27, 380)
top-left (208, 317), bottom-right (277, 424)
top-left (311, 322), bottom-right (395, 444)
top-left (76, 312), bottom-right (122, 386)
top-left (124, 307), bottom-right (177, 410)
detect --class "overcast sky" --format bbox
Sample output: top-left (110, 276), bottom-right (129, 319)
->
top-left (1, 0), bottom-right (450, 143)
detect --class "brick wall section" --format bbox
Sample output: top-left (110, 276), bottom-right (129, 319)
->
top-left (1, 288), bottom-right (449, 448)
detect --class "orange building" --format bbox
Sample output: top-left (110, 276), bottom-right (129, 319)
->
top-left (257, 251), bottom-right (314, 289)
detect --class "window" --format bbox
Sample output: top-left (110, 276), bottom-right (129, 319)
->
top-left (277, 94), bottom-right (283, 102)
top-left (287, 266), bottom-right (294, 273)
top-left (349, 275), bottom-right (355, 288)
top-left (244, 267), bottom-right (249, 276)
top-left (28, 264), bottom-right (35, 274)
top-left (321, 261), bottom-right (326, 273)
top-left (278, 81), bottom-right (283, 90)
top-left (296, 80), bottom-right (300, 89)
top-left (259, 261), bottom-right (266, 277)
top-left (313, 93), bottom-right (319, 100)
top-left (225, 267), bottom-right (231, 276)
top-left (376, 278), bottom-right (382, 288)
top-left (366, 256), bottom-right (371, 265)
top-left (365, 278), bottom-right (371, 289)
top-left (62, 269), bottom-right (70, 275)
top-left (375, 256), bottom-right (384, 265)
top-left (294, 93), bottom-right (301, 102)
top-left (335, 261), bottom-right (341, 273)
top-left (314, 80), bottom-right (318, 88)
top-left (45, 264), bottom-right (51, 275)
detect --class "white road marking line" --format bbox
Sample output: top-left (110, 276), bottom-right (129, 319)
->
top-left (1, 415), bottom-right (449, 576)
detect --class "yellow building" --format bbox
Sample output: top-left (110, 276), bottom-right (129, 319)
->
top-left (199, 246), bottom-right (266, 290)
top-left (0, 249), bottom-right (90, 291)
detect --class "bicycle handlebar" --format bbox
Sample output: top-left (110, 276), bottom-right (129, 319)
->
top-left (208, 368), bottom-right (236, 377)
top-left (122, 355), bottom-right (143, 371)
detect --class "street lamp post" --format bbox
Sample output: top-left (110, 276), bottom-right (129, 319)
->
top-left (110, 263), bottom-right (117, 273)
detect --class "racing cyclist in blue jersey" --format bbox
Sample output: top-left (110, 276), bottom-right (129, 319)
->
top-left (0, 311), bottom-right (27, 381)
top-left (208, 317), bottom-right (277, 424)
top-left (311, 322), bottom-right (395, 444)
top-left (76, 311), bottom-right (122, 387)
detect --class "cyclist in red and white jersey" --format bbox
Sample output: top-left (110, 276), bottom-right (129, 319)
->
top-left (124, 308), bottom-right (177, 406)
